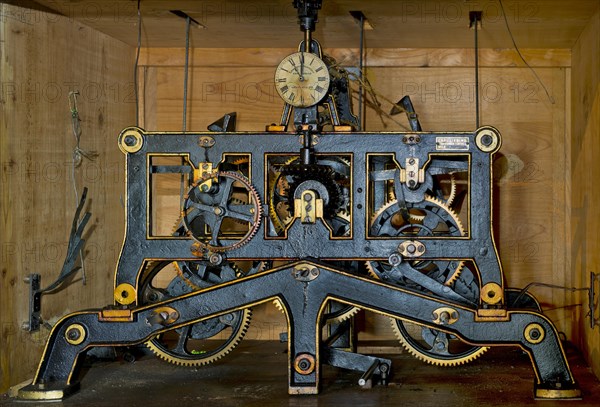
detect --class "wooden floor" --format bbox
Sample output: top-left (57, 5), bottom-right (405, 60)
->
top-left (2, 340), bottom-right (600, 406)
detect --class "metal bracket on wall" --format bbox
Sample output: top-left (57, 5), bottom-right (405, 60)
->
top-left (590, 272), bottom-right (600, 329)
top-left (23, 273), bottom-right (42, 332)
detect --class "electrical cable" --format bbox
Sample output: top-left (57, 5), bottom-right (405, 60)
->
top-left (511, 282), bottom-right (589, 308)
top-left (498, 0), bottom-right (555, 104)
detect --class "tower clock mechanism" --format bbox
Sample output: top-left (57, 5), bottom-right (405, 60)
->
top-left (17, 0), bottom-right (581, 402)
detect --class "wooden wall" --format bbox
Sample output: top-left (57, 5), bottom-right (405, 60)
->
top-left (571, 8), bottom-right (600, 377)
top-left (0, 4), bottom-right (134, 392)
top-left (138, 46), bottom-right (573, 341)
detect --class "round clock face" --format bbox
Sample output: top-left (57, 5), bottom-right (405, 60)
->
top-left (274, 52), bottom-right (331, 107)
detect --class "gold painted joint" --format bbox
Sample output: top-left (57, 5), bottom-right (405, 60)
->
top-left (198, 136), bottom-right (215, 148)
top-left (118, 128), bottom-right (144, 154)
top-left (289, 386), bottom-right (319, 395)
top-left (99, 308), bottom-right (134, 322)
top-left (147, 306), bottom-right (180, 327)
top-left (17, 382), bottom-right (80, 401)
top-left (474, 126), bottom-right (501, 153)
top-left (432, 307), bottom-right (459, 325)
top-left (293, 353), bottom-right (316, 375)
top-left (114, 283), bottom-right (136, 305)
top-left (481, 282), bottom-right (503, 305)
top-left (524, 323), bottom-right (545, 344)
top-left (534, 387), bottom-right (581, 400)
top-left (266, 124), bottom-right (287, 132)
top-left (294, 190), bottom-right (323, 224)
top-left (398, 240), bottom-right (425, 258)
top-left (333, 125), bottom-right (353, 132)
top-left (64, 323), bottom-right (86, 345)
top-left (194, 162), bottom-right (214, 186)
top-left (475, 308), bottom-right (510, 322)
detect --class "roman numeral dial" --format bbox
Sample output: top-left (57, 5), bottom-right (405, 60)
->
top-left (274, 52), bottom-right (331, 108)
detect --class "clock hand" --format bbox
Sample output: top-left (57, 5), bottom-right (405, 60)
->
top-left (288, 59), bottom-right (302, 79)
top-left (300, 52), bottom-right (305, 81)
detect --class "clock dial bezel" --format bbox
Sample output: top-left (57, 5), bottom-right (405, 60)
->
top-left (274, 51), bottom-right (331, 108)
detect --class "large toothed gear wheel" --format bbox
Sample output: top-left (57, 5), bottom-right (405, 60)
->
top-left (368, 195), bottom-right (487, 366)
top-left (141, 260), bottom-right (252, 366)
top-left (182, 171), bottom-right (262, 252)
top-left (268, 157), bottom-right (351, 235)
top-left (390, 268), bottom-right (489, 367)
top-left (273, 298), bottom-right (360, 324)
top-left (369, 195), bottom-right (465, 286)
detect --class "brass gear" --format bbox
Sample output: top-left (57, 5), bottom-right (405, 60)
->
top-left (267, 156), bottom-right (351, 234)
top-left (368, 195), bottom-right (486, 366)
top-left (369, 195), bottom-right (465, 287)
top-left (268, 166), bottom-right (291, 233)
top-left (182, 171), bottom-right (262, 252)
top-left (390, 317), bottom-right (488, 367)
top-left (370, 195), bottom-right (466, 238)
top-left (386, 172), bottom-right (459, 210)
top-left (273, 299), bottom-right (359, 324)
top-left (146, 308), bottom-right (252, 366)
top-left (445, 173), bottom-right (458, 208)
top-left (141, 260), bottom-right (252, 366)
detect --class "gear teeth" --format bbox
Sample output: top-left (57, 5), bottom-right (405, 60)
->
top-left (444, 261), bottom-right (464, 286)
top-left (370, 195), bottom-right (466, 237)
top-left (146, 308), bottom-right (252, 366)
top-left (389, 318), bottom-right (488, 366)
top-left (275, 298), bottom-right (360, 324)
top-left (231, 157), bottom-right (250, 166)
top-left (268, 166), bottom-right (289, 233)
top-left (423, 195), bottom-right (466, 237)
top-left (326, 305), bottom-right (360, 324)
top-left (365, 261), bottom-right (379, 279)
top-left (446, 173), bottom-right (458, 207)
top-left (184, 171), bottom-right (262, 252)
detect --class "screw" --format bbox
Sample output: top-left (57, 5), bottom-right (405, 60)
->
top-left (124, 135), bottom-right (136, 146)
top-left (67, 328), bottom-right (81, 341)
top-left (388, 253), bottom-right (402, 266)
top-left (408, 158), bottom-right (415, 165)
top-left (304, 194), bottom-right (312, 202)
top-left (209, 253), bottom-right (223, 265)
top-left (406, 244), bottom-right (416, 254)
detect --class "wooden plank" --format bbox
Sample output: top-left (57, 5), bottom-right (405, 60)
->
top-left (0, 3), bottom-right (134, 392)
top-left (570, 7), bottom-right (600, 377)
top-left (139, 47), bottom-right (571, 68)
top-left (29, 0), bottom-right (600, 49)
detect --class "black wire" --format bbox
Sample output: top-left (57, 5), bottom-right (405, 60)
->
top-left (134, 0), bottom-right (142, 126)
top-left (498, 0), bottom-right (555, 104)
top-left (511, 282), bottom-right (589, 308)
